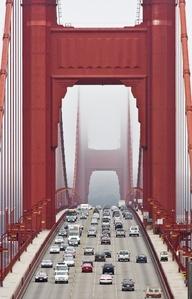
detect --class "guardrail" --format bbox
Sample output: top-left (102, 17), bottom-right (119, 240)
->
top-left (11, 210), bottom-right (67, 299)
top-left (129, 206), bottom-right (174, 299)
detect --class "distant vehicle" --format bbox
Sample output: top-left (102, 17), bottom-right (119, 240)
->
top-left (49, 245), bottom-right (60, 254)
top-left (87, 228), bottom-right (97, 237)
top-left (160, 251), bottom-right (168, 261)
top-left (103, 248), bottom-right (111, 258)
top-left (58, 229), bottom-right (68, 237)
top-left (136, 254), bottom-right (147, 263)
top-left (116, 229), bottom-right (126, 237)
top-left (129, 225), bottom-right (139, 237)
top-left (54, 236), bottom-right (64, 244)
top-left (64, 254), bottom-right (75, 267)
top-left (35, 271), bottom-right (48, 282)
top-left (99, 274), bottom-right (112, 285)
top-left (66, 215), bottom-right (76, 222)
top-left (68, 224), bottom-right (81, 244)
top-left (41, 259), bottom-right (53, 268)
top-left (101, 229), bottom-right (111, 237)
top-left (59, 242), bottom-right (68, 251)
top-left (95, 252), bottom-right (106, 262)
top-left (91, 218), bottom-right (98, 225)
top-left (55, 263), bottom-right (68, 273)
top-left (124, 212), bottom-right (133, 220)
top-left (81, 262), bottom-right (93, 273)
top-left (118, 250), bottom-right (130, 262)
top-left (121, 279), bottom-right (135, 291)
top-left (102, 263), bottom-right (114, 275)
top-left (115, 222), bottom-right (123, 230)
top-left (65, 246), bottom-right (76, 257)
top-left (68, 237), bottom-right (78, 246)
top-left (80, 213), bottom-right (87, 219)
top-left (101, 235), bottom-right (111, 245)
top-left (145, 287), bottom-right (162, 298)
top-left (54, 271), bottom-right (69, 284)
top-left (84, 247), bottom-right (94, 255)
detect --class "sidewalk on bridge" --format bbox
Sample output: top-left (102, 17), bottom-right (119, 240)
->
top-left (138, 210), bottom-right (188, 299)
top-left (0, 210), bottom-right (65, 299)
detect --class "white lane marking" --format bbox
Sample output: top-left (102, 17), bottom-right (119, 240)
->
top-left (92, 221), bottom-right (100, 299)
top-left (111, 218), bottom-right (118, 298)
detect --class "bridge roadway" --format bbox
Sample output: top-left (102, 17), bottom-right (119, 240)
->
top-left (22, 211), bottom-right (165, 299)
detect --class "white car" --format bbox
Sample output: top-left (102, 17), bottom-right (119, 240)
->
top-left (54, 236), bottom-right (64, 244)
top-left (129, 225), bottom-right (139, 237)
top-left (64, 254), bottom-right (75, 267)
top-left (160, 251), bottom-right (168, 261)
top-left (49, 245), bottom-right (60, 254)
top-left (55, 263), bottom-right (69, 274)
top-left (41, 259), bottom-right (53, 268)
top-left (65, 246), bottom-right (76, 257)
top-left (118, 250), bottom-right (130, 262)
top-left (55, 271), bottom-right (69, 284)
top-left (99, 274), bottom-right (113, 285)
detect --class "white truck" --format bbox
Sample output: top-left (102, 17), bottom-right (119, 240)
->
top-left (68, 224), bottom-right (81, 244)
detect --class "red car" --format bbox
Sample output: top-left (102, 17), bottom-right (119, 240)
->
top-left (81, 262), bottom-right (93, 272)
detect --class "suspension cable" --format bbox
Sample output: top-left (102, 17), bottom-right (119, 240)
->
top-left (179, 0), bottom-right (192, 192)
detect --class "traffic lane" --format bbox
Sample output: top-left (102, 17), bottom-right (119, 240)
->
top-left (22, 216), bottom-right (90, 299)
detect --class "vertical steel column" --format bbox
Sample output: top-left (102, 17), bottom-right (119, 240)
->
top-left (143, 0), bottom-right (176, 216)
top-left (22, 0), bottom-right (57, 228)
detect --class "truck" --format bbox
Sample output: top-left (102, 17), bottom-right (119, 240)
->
top-left (67, 224), bottom-right (81, 244)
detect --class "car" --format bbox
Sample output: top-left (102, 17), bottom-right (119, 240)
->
top-left (55, 271), bottom-right (69, 284)
top-left (81, 262), bottom-right (93, 272)
top-left (116, 229), bottom-right (126, 237)
top-left (115, 222), bottom-right (123, 230)
top-left (68, 237), bottom-right (78, 246)
top-left (60, 242), bottom-right (68, 251)
top-left (35, 271), bottom-right (48, 282)
top-left (87, 229), bottom-right (97, 237)
top-left (160, 251), bottom-right (168, 261)
top-left (41, 259), bottom-right (53, 268)
top-left (101, 229), bottom-right (111, 237)
top-left (49, 245), bottom-right (60, 254)
top-left (124, 212), bottom-right (133, 220)
top-left (102, 263), bottom-right (114, 275)
top-left (103, 248), bottom-right (111, 258)
top-left (118, 250), bottom-right (130, 262)
top-left (95, 252), bottom-right (106, 262)
top-left (55, 262), bottom-right (69, 273)
top-left (136, 254), bottom-right (147, 263)
top-left (58, 229), bottom-right (68, 237)
top-left (65, 246), bottom-right (76, 257)
top-left (129, 225), bottom-right (139, 236)
top-left (99, 274), bottom-right (112, 285)
top-left (66, 215), bottom-right (76, 222)
top-left (121, 279), bottom-right (135, 291)
top-left (80, 213), bottom-right (87, 219)
top-left (64, 254), bottom-right (75, 267)
top-left (54, 236), bottom-right (64, 244)
top-left (84, 247), bottom-right (94, 255)
top-left (101, 235), bottom-right (111, 245)
top-left (145, 287), bottom-right (162, 298)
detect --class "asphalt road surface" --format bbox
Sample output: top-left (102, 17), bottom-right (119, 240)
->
top-left (22, 209), bottom-right (165, 299)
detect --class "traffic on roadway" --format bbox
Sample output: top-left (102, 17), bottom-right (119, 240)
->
top-left (22, 204), bottom-right (165, 299)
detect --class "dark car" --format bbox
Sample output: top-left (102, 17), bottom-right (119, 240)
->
top-left (115, 222), bottom-right (123, 230)
top-left (103, 248), bottom-right (112, 258)
top-left (101, 235), bottom-right (111, 245)
top-left (136, 254), bottom-right (147, 263)
top-left (95, 252), bottom-right (106, 262)
top-left (102, 263), bottom-right (114, 275)
top-left (35, 271), bottom-right (48, 282)
top-left (121, 279), bottom-right (135, 291)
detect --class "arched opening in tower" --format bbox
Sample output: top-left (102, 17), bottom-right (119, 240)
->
top-left (88, 171), bottom-right (120, 207)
